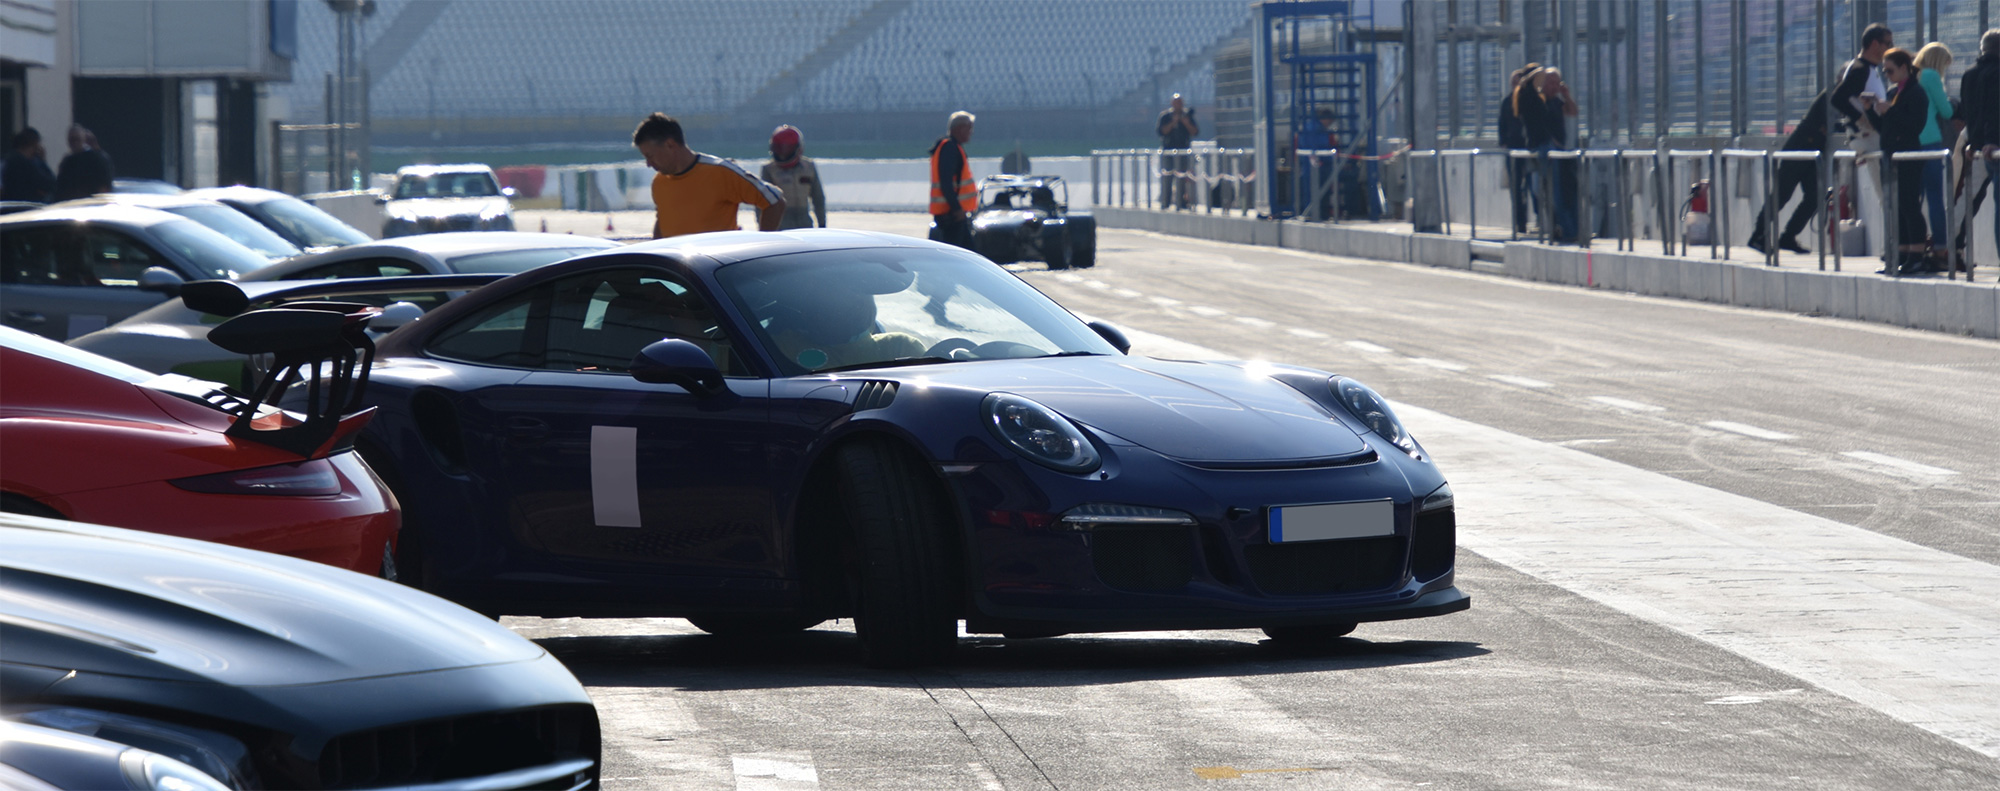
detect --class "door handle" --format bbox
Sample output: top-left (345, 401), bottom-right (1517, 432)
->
top-left (504, 416), bottom-right (549, 444)
top-left (5, 310), bottom-right (46, 326)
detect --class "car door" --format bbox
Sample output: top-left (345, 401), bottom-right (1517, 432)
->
top-left (428, 265), bottom-right (779, 585)
top-left (0, 223), bottom-right (173, 340)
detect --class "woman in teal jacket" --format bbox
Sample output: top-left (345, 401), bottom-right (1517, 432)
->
top-left (1915, 43), bottom-right (1956, 263)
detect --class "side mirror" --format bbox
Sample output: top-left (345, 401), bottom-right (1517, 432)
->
top-left (630, 338), bottom-right (726, 396)
top-left (500, 187), bottom-right (516, 198)
top-left (137, 267), bottom-right (186, 296)
top-left (368, 301), bottom-right (425, 333)
top-left (1087, 320), bottom-right (1131, 355)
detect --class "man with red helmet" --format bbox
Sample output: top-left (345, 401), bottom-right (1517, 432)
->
top-left (760, 124), bottom-right (827, 230)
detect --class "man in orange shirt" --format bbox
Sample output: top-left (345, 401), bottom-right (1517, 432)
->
top-left (632, 113), bottom-right (785, 238)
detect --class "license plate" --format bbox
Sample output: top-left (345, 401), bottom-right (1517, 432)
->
top-left (1268, 499), bottom-right (1395, 543)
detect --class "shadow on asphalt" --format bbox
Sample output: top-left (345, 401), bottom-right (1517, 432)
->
top-left (535, 629), bottom-right (1488, 690)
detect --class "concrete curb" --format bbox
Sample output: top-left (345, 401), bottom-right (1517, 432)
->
top-left (1095, 207), bottom-right (2000, 340)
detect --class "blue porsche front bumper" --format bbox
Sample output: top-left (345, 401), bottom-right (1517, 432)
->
top-left (946, 441), bottom-right (1467, 633)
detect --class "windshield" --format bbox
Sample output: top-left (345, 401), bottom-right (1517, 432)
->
top-left (257, 196), bottom-right (371, 247)
top-left (395, 172), bottom-right (500, 199)
top-left (715, 246), bottom-right (1119, 376)
top-left (447, 246), bottom-right (613, 274)
top-left (163, 204), bottom-right (302, 261)
top-left (149, 219), bottom-right (274, 279)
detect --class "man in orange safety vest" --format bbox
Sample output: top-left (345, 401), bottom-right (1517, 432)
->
top-left (928, 110), bottom-right (977, 249)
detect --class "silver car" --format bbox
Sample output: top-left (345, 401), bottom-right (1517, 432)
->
top-left (69, 232), bottom-right (619, 385)
top-left (0, 204), bottom-right (272, 341)
top-left (382, 164), bottom-right (516, 237)
top-left (187, 185), bottom-right (373, 252)
top-left (56, 193), bottom-right (304, 263)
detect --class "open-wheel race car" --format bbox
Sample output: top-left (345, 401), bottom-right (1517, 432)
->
top-left (970, 175), bottom-right (1095, 270)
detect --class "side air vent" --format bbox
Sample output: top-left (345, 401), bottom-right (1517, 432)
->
top-left (853, 381), bottom-right (899, 412)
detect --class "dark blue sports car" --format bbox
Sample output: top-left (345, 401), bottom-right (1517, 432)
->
top-left (306, 229), bottom-right (1465, 667)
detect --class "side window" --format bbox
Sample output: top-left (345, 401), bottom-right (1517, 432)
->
top-left (0, 226), bottom-right (71, 286)
top-left (76, 229), bottom-right (160, 287)
top-left (427, 289), bottom-right (546, 368)
top-left (540, 268), bottom-right (742, 376)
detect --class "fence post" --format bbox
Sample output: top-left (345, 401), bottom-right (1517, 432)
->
top-left (1886, 153), bottom-right (1900, 276)
top-left (1467, 149), bottom-right (1479, 241)
top-left (1091, 153), bottom-right (1100, 207)
top-left (1710, 150), bottom-right (1722, 260)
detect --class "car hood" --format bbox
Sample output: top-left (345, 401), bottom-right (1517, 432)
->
top-left (900, 356), bottom-right (1370, 464)
top-left (0, 517), bottom-right (542, 687)
top-left (386, 197), bottom-right (507, 217)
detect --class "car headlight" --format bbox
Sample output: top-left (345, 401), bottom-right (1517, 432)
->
top-left (1332, 377), bottom-right (1419, 457)
top-left (11, 707), bottom-right (246, 790)
top-left (983, 392), bottom-right (1101, 473)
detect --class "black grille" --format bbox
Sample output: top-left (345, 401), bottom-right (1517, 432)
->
top-left (317, 704), bottom-right (597, 790)
top-left (853, 380), bottom-right (898, 411)
top-left (1089, 527), bottom-right (1195, 592)
top-left (1411, 507), bottom-right (1456, 581)
top-left (1244, 536), bottom-right (1404, 595)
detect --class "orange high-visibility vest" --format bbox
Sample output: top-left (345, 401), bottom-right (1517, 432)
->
top-left (929, 138), bottom-right (976, 215)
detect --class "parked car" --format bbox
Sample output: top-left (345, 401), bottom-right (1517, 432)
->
top-left (58, 193), bottom-right (303, 262)
top-left (69, 232), bottom-right (619, 386)
top-left (382, 164), bottom-right (515, 237)
top-left (0, 200), bottom-right (44, 215)
top-left (969, 175), bottom-right (1096, 269)
top-left (0, 204), bottom-right (273, 340)
top-left (187, 185), bottom-right (373, 251)
top-left (0, 312), bottom-right (398, 574)
top-left (302, 229), bottom-right (1465, 667)
top-left (0, 513), bottom-right (600, 790)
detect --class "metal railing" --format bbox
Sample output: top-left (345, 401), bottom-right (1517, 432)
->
top-left (1091, 146), bottom-right (2000, 282)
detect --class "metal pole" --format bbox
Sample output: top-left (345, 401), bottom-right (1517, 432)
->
top-left (1819, 0), bottom-right (1832, 272)
top-left (1775, 0), bottom-right (1787, 136)
top-left (1695, 0), bottom-right (1706, 137)
top-left (1765, 151), bottom-right (1777, 266)
top-left (1448, 0), bottom-right (1462, 141)
top-left (1655, 0), bottom-right (1669, 138)
top-left (1412, 1), bottom-right (1443, 232)
top-left (1469, 150), bottom-right (1479, 240)
top-left (1731, 0), bottom-right (1746, 139)
top-left (1092, 153), bottom-right (1100, 206)
top-left (1628, 0), bottom-right (1639, 142)
top-left (1710, 151), bottom-right (1720, 260)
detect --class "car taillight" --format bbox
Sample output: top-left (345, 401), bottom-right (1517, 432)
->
top-left (170, 458), bottom-right (342, 496)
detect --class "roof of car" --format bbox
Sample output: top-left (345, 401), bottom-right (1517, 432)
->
top-left (0, 202), bottom-right (189, 228)
top-left (243, 232), bottom-right (622, 280)
top-left (599, 228), bottom-right (948, 267)
top-left (184, 185), bottom-right (292, 204)
top-left (981, 174), bottom-right (1066, 187)
top-left (55, 193), bottom-right (234, 212)
top-left (395, 164), bottom-right (497, 177)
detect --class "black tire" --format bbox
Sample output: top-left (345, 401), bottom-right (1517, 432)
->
top-left (835, 439), bottom-right (961, 668)
top-left (356, 443), bottom-right (430, 591)
top-left (1261, 623), bottom-right (1358, 648)
top-left (0, 493), bottom-right (65, 520)
top-left (687, 614), bottom-right (827, 637)
top-left (1071, 240), bottom-right (1095, 269)
top-left (1042, 232), bottom-right (1071, 270)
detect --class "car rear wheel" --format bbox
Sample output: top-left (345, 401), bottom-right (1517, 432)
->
top-left (687, 614), bottom-right (827, 636)
top-left (1043, 234), bottom-right (1071, 270)
top-left (1261, 623), bottom-right (1358, 648)
top-left (835, 439), bottom-right (961, 668)
top-left (0, 493), bottom-right (64, 520)
top-left (1071, 241), bottom-right (1095, 269)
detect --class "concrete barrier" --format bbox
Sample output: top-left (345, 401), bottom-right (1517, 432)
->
top-left (304, 190), bottom-right (388, 239)
top-left (1092, 208), bottom-right (2000, 341)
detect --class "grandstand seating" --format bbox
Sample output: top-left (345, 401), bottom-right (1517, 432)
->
top-left (276, 0), bottom-right (1246, 122)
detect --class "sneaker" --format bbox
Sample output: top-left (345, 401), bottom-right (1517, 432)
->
top-left (1777, 237), bottom-right (1810, 254)
top-left (1747, 237), bottom-right (1770, 255)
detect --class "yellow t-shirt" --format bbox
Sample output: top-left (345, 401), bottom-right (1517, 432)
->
top-left (651, 153), bottom-right (783, 238)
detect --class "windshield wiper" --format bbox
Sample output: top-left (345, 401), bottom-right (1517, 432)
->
top-left (818, 356), bottom-right (956, 373)
top-left (1036, 351), bottom-right (1103, 359)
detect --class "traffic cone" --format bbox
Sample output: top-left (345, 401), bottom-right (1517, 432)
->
top-left (605, 214), bottom-right (616, 234)
top-left (540, 217), bottom-right (548, 232)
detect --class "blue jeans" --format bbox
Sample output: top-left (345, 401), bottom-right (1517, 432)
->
top-left (1534, 147), bottom-right (1577, 242)
top-left (1920, 144), bottom-right (1947, 248)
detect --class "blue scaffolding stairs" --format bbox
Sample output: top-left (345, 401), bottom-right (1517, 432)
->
top-left (1257, 1), bottom-right (1382, 219)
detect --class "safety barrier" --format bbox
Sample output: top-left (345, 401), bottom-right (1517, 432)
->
top-left (1097, 144), bottom-right (2000, 283)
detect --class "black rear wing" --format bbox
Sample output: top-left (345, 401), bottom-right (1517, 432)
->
top-left (205, 304), bottom-right (389, 458)
top-left (181, 273), bottom-right (506, 317)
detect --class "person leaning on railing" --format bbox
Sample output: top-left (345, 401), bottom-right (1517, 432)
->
top-left (1749, 78), bottom-right (1838, 256)
top-left (1863, 48), bottom-right (1932, 275)
top-left (1913, 42), bottom-right (1956, 269)
top-left (1955, 29), bottom-right (2000, 273)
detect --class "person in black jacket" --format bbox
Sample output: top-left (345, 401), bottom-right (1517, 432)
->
top-left (1749, 81), bottom-right (1840, 255)
top-left (1954, 30), bottom-right (1999, 265)
top-left (1864, 48), bottom-right (1931, 273)
top-left (1499, 63), bottom-right (1539, 234)
top-left (1, 127), bottom-right (56, 203)
top-left (1833, 24), bottom-right (1895, 145)
top-left (52, 124), bottom-right (114, 202)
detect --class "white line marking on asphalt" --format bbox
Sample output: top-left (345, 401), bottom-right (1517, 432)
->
top-left (1589, 396), bottom-right (1665, 412)
top-left (1121, 327), bottom-right (1232, 360)
top-left (1188, 305), bottom-right (1227, 317)
top-left (1841, 451), bottom-right (1960, 477)
top-left (733, 753), bottom-right (820, 789)
top-left (1556, 439), bottom-right (1618, 446)
top-left (1488, 374), bottom-right (1552, 388)
top-left (1234, 316), bottom-right (1276, 329)
top-left (1111, 288), bottom-right (1143, 298)
top-left (1344, 340), bottom-right (1393, 354)
top-left (1148, 295), bottom-right (1182, 307)
top-left (1053, 272), bottom-right (1083, 283)
top-left (1704, 421), bottom-right (1797, 441)
top-left (1409, 357), bottom-right (1470, 372)
top-left (1398, 402), bottom-right (2000, 759)
top-left (1705, 696), bottom-right (1766, 706)
top-left (1083, 279), bottom-right (1110, 290)
top-left (1286, 327), bottom-right (1329, 339)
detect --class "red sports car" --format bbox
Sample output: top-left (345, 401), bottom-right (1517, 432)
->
top-left (0, 312), bottom-right (398, 574)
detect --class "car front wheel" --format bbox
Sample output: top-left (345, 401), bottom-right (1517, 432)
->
top-left (835, 439), bottom-right (961, 668)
